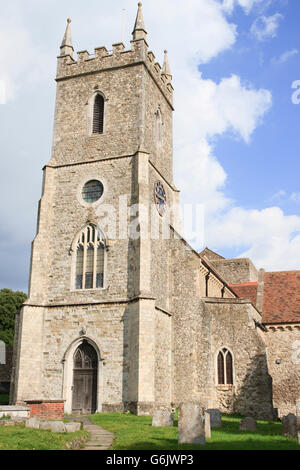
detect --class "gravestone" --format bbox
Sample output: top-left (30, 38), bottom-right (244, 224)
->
top-left (25, 417), bottom-right (40, 429)
top-left (0, 341), bottom-right (5, 365)
top-left (39, 421), bottom-right (52, 430)
top-left (240, 417), bottom-right (257, 432)
top-left (282, 414), bottom-right (297, 438)
top-left (65, 422), bottom-right (82, 433)
top-left (296, 400), bottom-right (300, 433)
top-left (49, 421), bottom-right (66, 433)
top-left (206, 409), bottom-right (222, 428)
top-left (178, 402), bottom-right (206, 445)
top-left (152, 410), bottom-right (174, 427)
top-left (205, 411), bottom-right (211, 439)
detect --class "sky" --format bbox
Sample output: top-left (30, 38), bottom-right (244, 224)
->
top-left (0, 0), bottom-right (300, 292)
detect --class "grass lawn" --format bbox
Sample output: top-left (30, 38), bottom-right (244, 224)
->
top-left (0, 394), bottom-right (9, 405)
top-left (0, 424), bottom-right (88, 451)
top-left (90, 413), bottom-right (300, 450)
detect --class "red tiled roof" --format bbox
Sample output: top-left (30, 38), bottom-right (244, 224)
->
top-left (229, 282), bottom-right (258, 307)
top-left (262, 271), bottom-right (300, 324)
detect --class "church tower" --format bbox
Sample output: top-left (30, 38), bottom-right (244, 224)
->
top-left (11, 3), bottom-right (180, 415)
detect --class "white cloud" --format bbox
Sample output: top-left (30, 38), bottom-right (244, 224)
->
top-left (206, 207), bottom-right (300, 270)
top-left (240, 234), bottom-right (300, 271)
top-left (174, 72), bottom-right (272, 214)
top-left (174, 73), bottom-right (271, 145)
top-left (250, 13), bottom-right (284, 41)
top-left (270, 189), bottom-right (287, 201)
top-left (272, 48), bottom-right (298, 65)
top-left (290, 193), bottom-right (300, 204)
top-left (175, 140), bottom-right (230, 215)
top-left (143, 0), bottom-right (237, 67)
top-left (210, 74), bottom-right (272, 142)
top-left (222, 0), bottom-right (265, 15)
top-left (0, 10), bottom-right (52, 103)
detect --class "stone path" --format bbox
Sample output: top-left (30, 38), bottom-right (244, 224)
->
top-left (66, 416), bottom-right (114, 450)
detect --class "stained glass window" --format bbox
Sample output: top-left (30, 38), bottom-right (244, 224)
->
top-left (217, 348), bottom-right (234, 385)
top-left (75, 224), bottom-right (105, 290)
top-left (82, 180), bottom-right (104, 204)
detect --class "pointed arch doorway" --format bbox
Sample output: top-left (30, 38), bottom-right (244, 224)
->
top-left (72, 340), bottom-right (98, 414)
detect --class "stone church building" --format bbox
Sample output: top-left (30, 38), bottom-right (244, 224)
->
top-left (8, 4), bottom-right (300, 419)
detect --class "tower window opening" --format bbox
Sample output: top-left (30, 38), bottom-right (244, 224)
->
top-left (93, 94), bottom-right (104, 134)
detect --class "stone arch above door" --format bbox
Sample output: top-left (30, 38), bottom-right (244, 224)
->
top-left (62, 336), bottom-right (103, 414)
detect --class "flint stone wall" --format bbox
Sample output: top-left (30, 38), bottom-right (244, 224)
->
top-left (206, 299), bottom-right (273, 420)
top-left (265, 327), bottom-right (300, 417)
top-left (210, 258), bottom-right (259, 284)
top-left (170, 244), bottom-right (273, 420)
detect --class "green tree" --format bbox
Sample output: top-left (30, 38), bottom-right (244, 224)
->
top-left (0, 289), bottom-right (27, 346)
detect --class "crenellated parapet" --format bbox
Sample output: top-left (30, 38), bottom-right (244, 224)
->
top-left (56, 4), bottom-right (173, 106)
top-left (57, 41), bottom-right (173, 104)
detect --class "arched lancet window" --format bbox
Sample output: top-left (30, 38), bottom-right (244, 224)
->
top-left (93, 94), bottom-right (104, 134)
top-left (74, 341), bottom-right (98, 370)
top-left (217, 348), bottom-right (233, 385)
top-left (75, 224), bottom-right (105, 290)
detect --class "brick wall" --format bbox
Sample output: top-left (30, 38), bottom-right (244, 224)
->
top-left (26, 401), bottom-right (65, 420)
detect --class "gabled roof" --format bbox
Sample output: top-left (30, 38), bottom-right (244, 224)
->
top-left (199, 247), bottom-right (225, 261)
top-left (262, 271), bottom-right (300, 324)
top-left (199, 248), bottom-right (300, 324)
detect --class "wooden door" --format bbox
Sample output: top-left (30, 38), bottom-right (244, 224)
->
top-left (72, 341), bottom-right (98, 414)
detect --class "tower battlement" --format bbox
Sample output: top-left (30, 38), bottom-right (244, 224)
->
top-left (57, 4), bottom-right (173, 106)
top-left (57, 41), bottom-right (173, 104)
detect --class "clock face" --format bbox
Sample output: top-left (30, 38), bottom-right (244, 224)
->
top-left (154, 181), bottom-right (167, 216)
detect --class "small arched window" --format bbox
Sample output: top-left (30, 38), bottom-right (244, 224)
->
top-left (93, 94), bottom-right (104, 134)
top-left (217, 348), bottom-right (233, 385)
top-left (75, 224), bottom-right (105, 290)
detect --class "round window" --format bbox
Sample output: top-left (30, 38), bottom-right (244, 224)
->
top-left (82, 180), bottom-right (104, 203)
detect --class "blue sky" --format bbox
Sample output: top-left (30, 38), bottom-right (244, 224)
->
top-left (203, 1), bottom-right (300, 213)
top-left (0, 0), bottom-right (300, 292)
